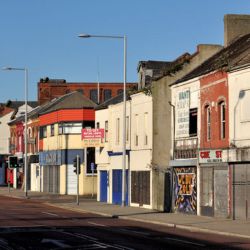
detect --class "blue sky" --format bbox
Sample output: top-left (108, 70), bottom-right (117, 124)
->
top-left (0, 0), bottom-right (250, 102)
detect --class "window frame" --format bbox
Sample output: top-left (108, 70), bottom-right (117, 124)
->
top-left (220, 102), bottom-right (226, 139)
top-left (206, 106), bottom-right (211, 141)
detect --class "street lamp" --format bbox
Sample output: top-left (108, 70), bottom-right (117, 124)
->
top-left (78, 33), bottom-right (127, 206)
top-left (2, 67), bottom-right (28, 198)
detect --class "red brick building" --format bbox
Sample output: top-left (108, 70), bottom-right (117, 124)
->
top-left (200, 70), bottom-right (229, 149)
top-left (38, 77), bottom-right (137, 105)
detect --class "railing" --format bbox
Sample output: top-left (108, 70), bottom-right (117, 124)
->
top-left (174, 137), bottom-right (198, 159)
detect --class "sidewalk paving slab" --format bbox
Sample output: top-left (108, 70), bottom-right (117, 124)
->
top-left (0, 187), bottom-right (249, 240)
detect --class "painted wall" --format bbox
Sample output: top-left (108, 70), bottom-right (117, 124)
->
top-left (228, 67), bottom-right (250, 148)
top-left (152, 45), bottom-right (222, 211)
top-left (0, 112), bottom-right (12, 154)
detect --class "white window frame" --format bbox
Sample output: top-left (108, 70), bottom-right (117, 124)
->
top-left (220, 102), bottom-right (226, 139)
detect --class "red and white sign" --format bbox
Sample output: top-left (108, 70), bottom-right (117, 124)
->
top-left (82, 129), bottom-right (104, 148)
top-left (82, 129), bottom-right (104, 140)
top-left (199, 149), bottom-right (224, 164)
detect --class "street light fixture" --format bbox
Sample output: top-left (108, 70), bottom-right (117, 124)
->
top-left (78, 33), bottom-right (127, 207)
top-left (2, 67), bottom-right (28, 198)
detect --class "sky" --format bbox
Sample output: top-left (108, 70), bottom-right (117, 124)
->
top-left (0, 0), bottom-right (250, 102)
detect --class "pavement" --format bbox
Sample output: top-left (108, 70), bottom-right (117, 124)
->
top-left (0, 187), bottom-right (249, 240)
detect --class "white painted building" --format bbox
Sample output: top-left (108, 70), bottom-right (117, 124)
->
top-left (170, 77), bottom-right (200, 215)
top-left (96, 92), bottom-right (153, 208)
top-left (228, 65), bottom-right (250, 220)
top-left (130, 93), bottom-right (153, 208)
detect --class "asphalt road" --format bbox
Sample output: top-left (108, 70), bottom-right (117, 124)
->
top-left (0, 196), bottom-right (249, 249)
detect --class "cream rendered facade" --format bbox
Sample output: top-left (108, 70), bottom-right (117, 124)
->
top-left (96, 93), bottom-right (153, 208)
top-left (95, 108), bottom-right (111, 202)
top-left (130, 93), bottom-right (153, 208)
top-left (0, 112), bottom-right (12, 154)
top-left (228, 67), bottom-right (250, 149)
top-left (41, 123), bottom-right (97, 195)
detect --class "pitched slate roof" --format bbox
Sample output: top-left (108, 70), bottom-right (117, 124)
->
top-left (8, 92), bottom-right (96, 125)
top-left (39, 91), bottom-right (96, 115)
top-left (5, 100), bottom-right (38, 109)
top-left (174, 33), bottom-right (250, 85)
top-left (95, 92), bottom-right (131, 110)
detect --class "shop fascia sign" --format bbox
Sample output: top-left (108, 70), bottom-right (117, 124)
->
top-left (81, 128), bottom-right (104, 148)
top-left (199, 149), bottom-right (226, 164)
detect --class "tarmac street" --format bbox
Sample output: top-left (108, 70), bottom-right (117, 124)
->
top-left (0, 187), bottom-right (249, 249)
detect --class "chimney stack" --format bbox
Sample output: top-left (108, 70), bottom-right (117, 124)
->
top-left (224, 14), bottom-right (250, 47)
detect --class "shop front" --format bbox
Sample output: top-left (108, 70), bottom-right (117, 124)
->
top-left (199, 149), bottom-right (229, 218)
top-left (169, 159), bottom-right (197, 215)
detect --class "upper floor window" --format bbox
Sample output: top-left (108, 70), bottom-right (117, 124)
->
top-left (135, 114), bottom-right (139, 146)
top-left (116, 118), bottom-right (120, 145)
top-left (51, 124), bottom-right (55, 136)
top-left (219, 102), bottom-right (226, 139)
top-left (144, 112), bottom-right (148, 145)
top-left (104, 89), bottom-right (112, 102)
top-left (117, 89), bottom-right (123, 95)
top-left (58, 123), bottom-right (82, 134)
top-left (90, 89), bottom-right (98, 103)
top-left (105, 121), bottom-right (108, 142)
top-left (96, 122), bottom-right (100, 129)
top-left (76, 89), bottom-right (84, 95)
top-left (189, 108), bottom-right (197, 137)
top-left (126, 116), bottom-right (129, 143)
top-left (39, 126), bottom-right (47, 139)
top-left (206, 106), bottom-right (211, 141)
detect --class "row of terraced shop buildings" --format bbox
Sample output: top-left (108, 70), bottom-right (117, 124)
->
top-left (1, 14), bottom-right (250, 220)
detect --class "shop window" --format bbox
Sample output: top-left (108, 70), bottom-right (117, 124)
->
top-left (86, 147), bottom-right (97, 174)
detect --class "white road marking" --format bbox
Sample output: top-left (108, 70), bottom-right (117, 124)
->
top-left (88, 221), bottom-right (107, 227)
top-left (164, 236), bottom-right (206, 247)
top-left (119, 228), bottom-right (150, 236)
top-left (41, 212), bottom-right (59, 217)
top-left (41, 238), bottom-right (70, 248)
top-left (63, 232), bottom-right (135, 250)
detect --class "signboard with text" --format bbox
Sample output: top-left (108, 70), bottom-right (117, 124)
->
top-left (199, 149), bottom-right (225, 164)
top-left (176, 89), bottom-right (190, 138)
top-left (82, 129), bottom-right (104, 148)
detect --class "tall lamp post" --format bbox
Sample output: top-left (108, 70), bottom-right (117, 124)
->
top-left (78, 33), bottom-right (127, 206)
top-left (2, 67), bottom-right (28, 198)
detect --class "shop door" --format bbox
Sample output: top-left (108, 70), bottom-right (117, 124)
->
top-left (233, 164), bottom-right (250, 220)
top-left (131, 171), bottom-right (150, 206)
top-left (100, 171), bottom-right (108, 202)
top-left (67, 165), bottom-right (77, 195)
top-left (214, 169), bottom-right (228, 217)
top-left (112, 170), bottom-right (128, 205)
